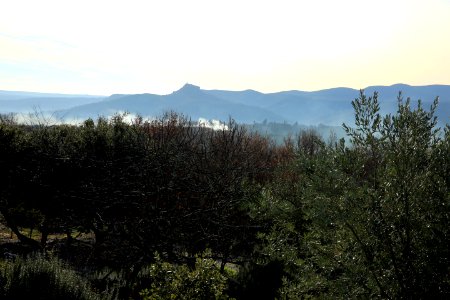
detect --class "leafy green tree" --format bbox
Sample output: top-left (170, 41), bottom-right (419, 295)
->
top-left (243, 131), bottom-right (325, 299)
top-left (293, 91), bottom-right (450, 298)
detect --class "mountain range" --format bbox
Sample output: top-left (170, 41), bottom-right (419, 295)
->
top-left (1, 83), bottom-right (449, 127)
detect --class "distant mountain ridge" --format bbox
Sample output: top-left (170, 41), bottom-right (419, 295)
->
top-left (1, 83), bottom-right (449, 126)
top-left (0, 90), bottom-right (104, 113)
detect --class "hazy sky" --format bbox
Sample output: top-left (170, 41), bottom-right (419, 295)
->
top-left (1, 0), bottom-right (449, 95)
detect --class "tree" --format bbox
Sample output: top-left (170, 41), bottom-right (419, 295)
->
top-left (0, 115), bottom-right (42, 248)
top-left (294, 91), bottom-right (450, 298)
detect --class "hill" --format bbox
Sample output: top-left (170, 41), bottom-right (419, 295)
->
top-left (1, 84), bottom-right (449, 127)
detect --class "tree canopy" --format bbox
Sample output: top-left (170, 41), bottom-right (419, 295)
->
top-left (0, 91), bottom-right (448, 299)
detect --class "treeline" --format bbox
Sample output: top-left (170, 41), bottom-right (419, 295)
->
top-left (0, 92), bottom-right (449, 299)
top-left (243, 120), bottom-right (346, 145)
top-left (0, 112), bottom-right (276, 261)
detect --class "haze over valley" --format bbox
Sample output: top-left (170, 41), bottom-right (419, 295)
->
top-left (2, 83), bottom-right (449, 125)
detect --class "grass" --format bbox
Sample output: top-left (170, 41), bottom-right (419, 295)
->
top-left (0, 222), bottom-right (95, 245)
top-left (1, 253), bottom-right (102, 300)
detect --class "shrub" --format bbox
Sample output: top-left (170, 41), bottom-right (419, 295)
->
top-left (140, 251), bottom-right (229, 300)
top-left (1, 253), bottom-right (100, 300)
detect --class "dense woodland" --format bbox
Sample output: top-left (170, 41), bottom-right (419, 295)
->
top-left (0, 91), bottom-right (449, 299)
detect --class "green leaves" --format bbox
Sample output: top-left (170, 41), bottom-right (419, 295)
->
top-left (140, 251), bottom-right (229, 300)
top-left (268, 91), bottom-right (450, 298)
top-left (343, 90), bottom-right (382, 149)
top-left (313, 91), bottom-right (449, 298)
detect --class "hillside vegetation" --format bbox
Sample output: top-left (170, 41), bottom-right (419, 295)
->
top-left (0, 91), bottom-right (448, 299)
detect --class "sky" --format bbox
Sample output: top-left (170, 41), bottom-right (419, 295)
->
top-left (1, 0), bottom-right (450, 95)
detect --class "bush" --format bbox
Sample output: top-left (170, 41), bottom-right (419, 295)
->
top-left (1, 253), bottom-right (100, 300)
top-left (140, 251), bottom-right (229, 300)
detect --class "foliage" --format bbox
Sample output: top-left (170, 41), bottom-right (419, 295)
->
top-left (0, 253), bottom-right (101, 300)
top-left (0, 113), bottom-right (274, 264)
top-left (247, 91), bottom-right (449, 299)
top-left (288, 91), bottom-right (450, 298)
top-left (0, 89), bottom-right (448, 299)
top-left (139, 250), bottom-right (229, 300)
